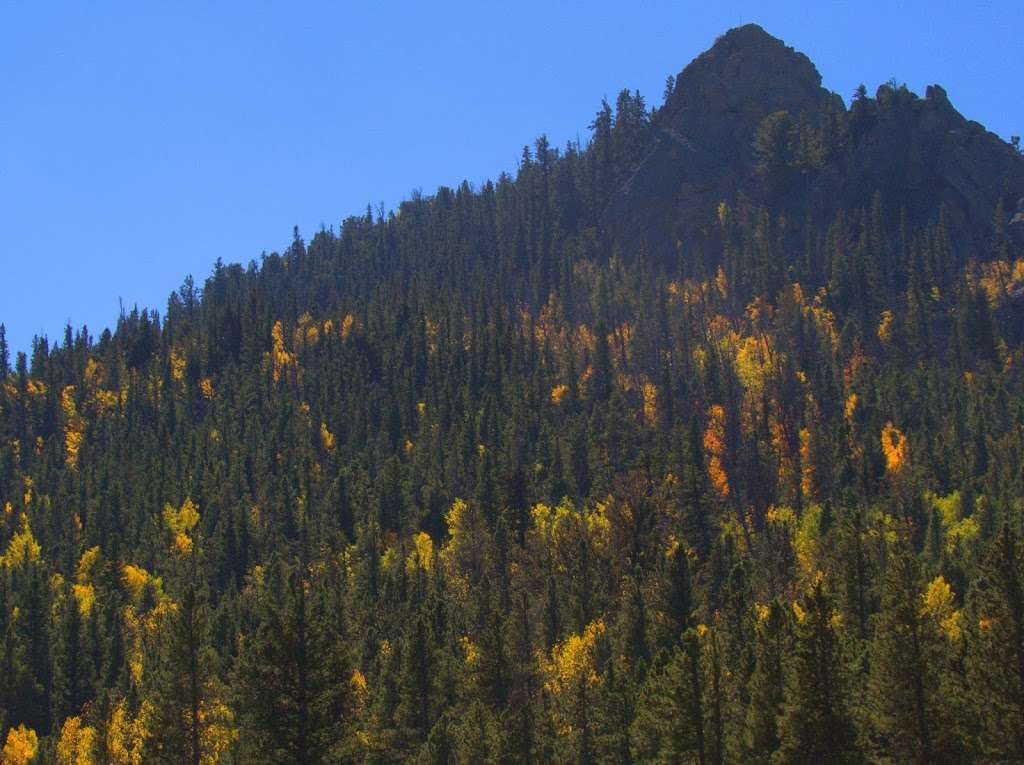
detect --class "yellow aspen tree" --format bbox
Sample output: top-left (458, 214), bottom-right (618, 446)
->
top-left (642, 381), bottom-right (659, 426)
top-left (540, 619), bottom-right (607, 760)
top-left (877, 310), bottom-right (894, 343)
top-left (550, 383), bottom-right (568, 405)
top-left (340, 313), bottom-right (355, 340)
top-left (265, 321), bottom-right (297, 383)
top-left (57, 716), bottom-right (97, 765)
top-left (0, 513), bottom-right (41, 567)
top-left (62, 385), bottom-right (86, 469)
top-left (799, 427), bottom-right (814, 499)
top-left (704, 405), bottom-right (731, 498)
top-left (198, 378), bottom-right (214, 400)
top-left (319, 422), bottom-right (336, 452)
top-left (881, 422), bottom-right (909, 473)
top-left (163, 498), bottom-right (201, 556)
top-left (105, 698), bottom-right (149, 765)
top-left (1, 725), bottom-right (38, 765)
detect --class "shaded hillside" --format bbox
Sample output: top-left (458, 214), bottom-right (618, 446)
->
top-left (2, 25), bottom-right (1024, 764)
top-left (612, 24), bottom-right (1024, 261)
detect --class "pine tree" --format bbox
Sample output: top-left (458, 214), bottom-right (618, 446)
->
top-left (745, 601), bottom-right (791, 763)
top-left (868, 547), bottom-right (962, 763)
top-left (629, 630), bottom-right (705, 764)
top-left (965, 524), bottom-right (1024, 761)
top-left (774, 579), bottom-right (860, 764)
top-left (141, 580), bottom-right (230, 765)
top-left (233, 562), bottom-right (354, 764)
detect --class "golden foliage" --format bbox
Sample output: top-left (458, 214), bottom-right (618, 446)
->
top-left (530, 499), bottom-right (610, 553)
top-left (755, 603), bottom-right (771, 624)
top-left (459, 635), bottom-right (480, 666)
top-left (881, 422), bottom-right (908, 473)
top-left (978, 258), bottom-right (1024, 305)
top-left (295, 312), bottom-right (320, 346)
top-left (106, 699), bottom-right (148, 765)
top-left (340, 313), bottom-right (355, 341)
top-left (733, 334), bottom-right (774, 394)
top-left (927, 491), bottom-right (981, 553)
top-left (717, 200), bottom-right (730, 226)
top-left (844, 393), bottom-right (858, 423)
top-left (266, 320), bottom-right (297, 383)
top-left (198, 698), bottom-right (238, 765)
top-left (406, 531), bottom-right (434, 573)
top-left (319, 422), bottom-right (336, 452)
top-left (877, 309), bottom-right (894, 343)
top-left (641, 381), bottom-right (658, 425)
top-left (173, 533), bottom-right (193, 555)
top-left (122, 563), bottom-right (159, 601)
top-left (73, 583), bottom-right (96, 617)
top-left (541, 619), bottom-right (606, 695)
top-left (93, 388), bottom-right (119, 414)
top-left (77, 545), bottom-right (101, 582)
top-left (799, 427), bottom-right (814, 498)
top-left (1, 725), bottom-right (38, 765)
top-left (922, 575), bottom-right (962, 641)
top-left (199, 378), bottom-right (215, 400)
top-left (57, 716), bottom-right (97, 765)
top-left (164, 498), bottom-right (200, 535)
top-left (443, 498), bottom-right (469, 544)
top-left (169, 348), bottom-right (186, 383)
top-left (164, 498), bottom-right (200, 555)
top-left (704, 405), bottom-right (730, 498)
top-left (62, 385), bottom-right (86, 469)
top-left (794, 504), bottom-right (823, 578)
top-left (350, 669), bottom-right (369, 714)
top-left (766, 506), bottom-right (796, 526)
top-left (1, 513), bottom-right (42, 567)
top-left (550, 383), bottom-right (568, 405)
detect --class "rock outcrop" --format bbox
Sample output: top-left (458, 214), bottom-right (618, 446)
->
top-left (608, 24), bottom-right (1024, 261)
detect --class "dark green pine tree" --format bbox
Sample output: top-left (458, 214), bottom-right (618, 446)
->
top-left (745, 600), bottom-right (791, 763)
top-left (868, 546), bottom-right (962, 763)
top-left (590, 320), bottom-right (613, 405)
top-left (394, 614), bottom-right (434, 751)
top-left (141, 580), bottom-right (222, 765)
top-left (0, 324), bottom-right (8, 377)
top-left (629, 629), bottom-right (705, 763)
top-left (50, 580), bottom-right (90, 725)
top-left (774, 579), bottom-right (860, 764)
top-left (964, 524), bottom-right (1024, 761)
top-left (233, 561), bottom-right (355, 764)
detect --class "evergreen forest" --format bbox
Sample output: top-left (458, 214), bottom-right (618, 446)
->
top-left (3, 24), bottom-right (1024, 764)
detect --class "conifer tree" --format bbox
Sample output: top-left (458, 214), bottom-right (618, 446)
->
top-left (774, 579), bottom-right (860, 764)
top-left (965, 524), bottom-right (1024, 761)
top-left (233, 562), bottom-right (354, 764)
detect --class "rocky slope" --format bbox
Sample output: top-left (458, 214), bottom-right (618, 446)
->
top-left (611, 24), bottom-right (1024, 259)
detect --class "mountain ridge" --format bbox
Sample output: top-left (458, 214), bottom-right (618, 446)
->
top-left (2, 24), bottom-right (1024, 764)
top-left (610, 23), bottom-right (1024, 260)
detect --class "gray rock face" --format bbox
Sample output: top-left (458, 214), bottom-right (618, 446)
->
top-left (609, 24), bottom-right (1024, 262)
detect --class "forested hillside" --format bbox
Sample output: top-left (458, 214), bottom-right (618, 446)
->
top-left (3, 24), bottom-right (1024, 763)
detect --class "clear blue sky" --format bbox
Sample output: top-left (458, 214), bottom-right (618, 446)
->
top-left (2, 1), bottom-right (1021, 356)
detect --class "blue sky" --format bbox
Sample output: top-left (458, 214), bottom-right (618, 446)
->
top-left (2, 1), bottom-right (1022, 356)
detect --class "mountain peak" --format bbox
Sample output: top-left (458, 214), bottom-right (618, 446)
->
top-left (614, 25), bottom-right (1024, 259)
top-left (664, 24), bottom-right (825, 120)
top-left (712, 23), bottom-right (786, 49)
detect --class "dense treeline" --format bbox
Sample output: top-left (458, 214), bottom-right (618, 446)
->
top-left (3, 39), bottom-right (1024, 763)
